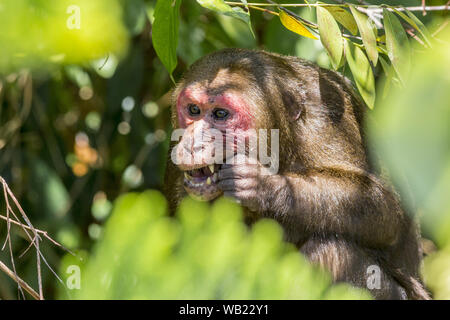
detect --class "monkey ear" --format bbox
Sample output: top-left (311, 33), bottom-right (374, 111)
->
top-left (280, 89), bottom-right (304, 122)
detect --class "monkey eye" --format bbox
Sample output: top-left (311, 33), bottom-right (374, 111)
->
top-left (187, 104), bottom-right (201, 116)
top-left (212, 108), bottom-right (229, 120)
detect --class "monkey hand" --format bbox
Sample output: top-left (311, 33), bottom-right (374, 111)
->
top-left (217, 157), bottom-right (288, 214)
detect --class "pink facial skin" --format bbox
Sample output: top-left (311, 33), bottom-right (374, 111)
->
top-left (176, 86), bottom-right (254, 131)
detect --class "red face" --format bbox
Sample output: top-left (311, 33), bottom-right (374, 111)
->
top-left (174, 84), bottom-right (255, 201)
top-left (176, 86), bottom-right (254, 131)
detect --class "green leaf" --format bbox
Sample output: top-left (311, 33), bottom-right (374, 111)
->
top-left (279, 10), bottom-right (317, 40)
top-left (349, 5), bottom-right (378, 66)
top-left (123, 0), bottom-right (147, 36)
top-left (378, 56), bottom-right (395, 99)
top-left (368, 34), bottom-right (450, 246)
top-left (383, 8), bottom-right (410, 84)
top-left (317, 6), bottom-right (343, 70)
top-left (70, 191), bottom-right (371, 299)
top-left (217, 14), bottom-right (256, 48)
top-left (28, 156), bottom-right (70, 219)
top-left (196, 0), bottom-right (254, 37)
top-left (152, 0), bottom-right (182, 82)
top-left (323, 6), bottom-right (358, 35)
top-left (344, 40), bottom-right (375, 109)
top-left (400, 8), bottom-right (432, 47)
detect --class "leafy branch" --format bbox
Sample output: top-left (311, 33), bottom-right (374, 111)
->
top-left (225, 2), bottom-right (450, 12)
top-left (0, 176), bottom-right (74, 299)
top-left (152, 0), bottom-right (448, 109)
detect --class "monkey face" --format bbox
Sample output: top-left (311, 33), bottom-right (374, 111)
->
top-left (173, 83), bottom-right (254, 201)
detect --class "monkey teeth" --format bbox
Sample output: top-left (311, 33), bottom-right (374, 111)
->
top-left (183, 164), bottom-right (220, 188)
top-left (183, 164), bottom-right (222, 202)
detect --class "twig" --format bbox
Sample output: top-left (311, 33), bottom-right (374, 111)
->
top-left (2, 178), bottom-right (43, 298)
top-left (0, 214), bottom-right (75, 256)
top-left (356, 7), bottom-right (383, 29)
top-left (355, 5), bottom-right (449, 14)
top-left (333, 0), bottom-right (383, 28)
top-left (265, 0), bottom-right (316, 29)
top-left (0, 176), bottom-right (74, 299)
top-left (1, 178), bottom-right (25, 299)
top-left (258, 1), bottom-right (385, 44)
top-left (432, 18), bottom-right (449, 37)
top-left (248, 4), bottom-right (278, 16)
top-left (225, 2), bottom-right (450, 12)
top-left (0, 260), bottom-right (40, 300)
top-left (406, 28), bottom-right (425, 46)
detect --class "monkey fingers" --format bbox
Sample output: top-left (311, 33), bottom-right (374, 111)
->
top-left (218, 171), bottom-right (266, 212)
top-left (223, 190), bottom-right (261, 210)
top-left (217, 177), bottom-right (258, 192)
top-left (218, 164), bottom-right (259, 180)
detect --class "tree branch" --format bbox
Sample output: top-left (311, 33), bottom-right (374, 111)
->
top-left (0, 260), bottom-right (40, 300)
top-left (225, 2), bottom-right (450, 13)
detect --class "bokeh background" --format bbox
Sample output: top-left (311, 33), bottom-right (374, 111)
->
top-left (0, 0), bottom-right (449, 299)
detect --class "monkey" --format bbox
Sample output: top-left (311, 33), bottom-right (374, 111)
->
top-left (163, 48), bottom-right (430, 300)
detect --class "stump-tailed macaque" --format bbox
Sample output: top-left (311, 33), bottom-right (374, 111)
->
top-left (164, 48), bottom-right (429, 300)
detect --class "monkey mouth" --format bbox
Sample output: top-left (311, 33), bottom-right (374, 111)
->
top-left (183, 164), bottom-right (223, 201)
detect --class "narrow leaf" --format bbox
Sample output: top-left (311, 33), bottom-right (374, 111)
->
top-left (402, 8), bottom-right (432, 47)
top-left (196, 0), bottom-right (254, 36)
top-left (391, 8), bottom-right (430, 47)
top-left (323, 6), bottom-right (358, 35)
top-left (317, 6), bottom-right (343, 70)
top-left (344, 40), bottom-right (375, 109)
top-left (383, 8), bottom-right (411, 84)
top-left (349, 5), bottom-right (378, 66)
top-left (379, 56), bottom-right (395, 99)
top-left (152, 0), bottom-right (182, 82)
top-left (279, 10), bottom-right (317, 40)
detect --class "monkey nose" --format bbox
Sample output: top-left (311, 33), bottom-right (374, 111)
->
top-left (192, 142), bottom-right (204, 153)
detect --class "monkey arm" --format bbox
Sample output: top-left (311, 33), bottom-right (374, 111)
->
top-left (271, 169), bottom-right (405, 248)
top-left (218, 165), bottom-right (405, 248)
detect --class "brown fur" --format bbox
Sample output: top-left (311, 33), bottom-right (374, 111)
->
top-left (164, 48), bottom-right (429, 300)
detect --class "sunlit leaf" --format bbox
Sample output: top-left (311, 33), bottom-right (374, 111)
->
top-left (378, 56), bottom-right (396, 99)
top-left (344, 40), bottom-right (375, 109)
top-left (383, 8), bottom-right (410, 84)
top-left (323, 6), bottom-right (358, 35)
top-left (217, 14), bottom-right (256, 49)
top-left (29, 156), bottom-right (70, 218)
top-left (279, 10), bottom-right (317, 40)
top-left (401, 8), bottom-right (433, 47)
top-left (196, 0), bottom-right (254, 37)
top-left (0, 0), bottom-right (128, 72)
top-left (152, 0), bottom-right (182, 82)
top-left (349, 5), bottom-right (378, 66)
top-left (68, 192), bottom-right (370, 299)
top-left (369, 32), bottom-right (450, 247)
top-left (317, 6), bottom-right (343, 69)
top-left (377, 34), bottom-right (386, 43)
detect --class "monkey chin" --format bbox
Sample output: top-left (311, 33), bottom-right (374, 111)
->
top-left (182, 164), bottom-right (223, 202)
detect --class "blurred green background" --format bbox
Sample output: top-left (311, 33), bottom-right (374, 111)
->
top-left (0, 0), bottom-right (449, 299)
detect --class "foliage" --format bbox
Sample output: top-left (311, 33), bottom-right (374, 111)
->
top-left (59, 192), bottom-right (370, 300)
top-left (0, 0), bottom-right (128, 72)
top-left (0, 0), bottom-right (448, 300)
top-left (369, 29), bottom-right (450, 299)
top-left (153, 0), bottom-right (445, 109)
top-left (152, 0), bottom-right (182, 82)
